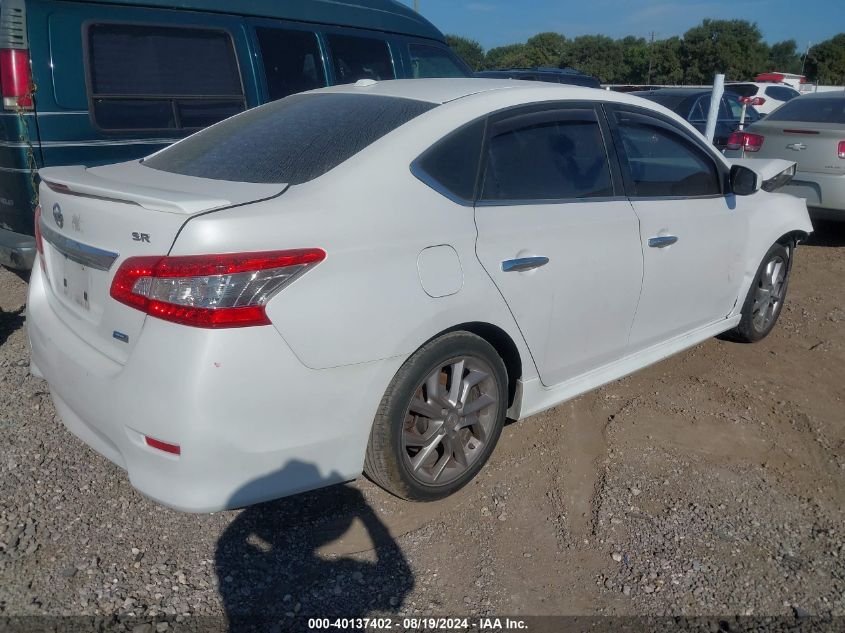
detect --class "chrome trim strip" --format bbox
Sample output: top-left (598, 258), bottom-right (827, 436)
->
top-left (0, 138), bottom-right (177, 148)
top-left (0, 165), bottom-right (34, 173)
top-left (40, 220), bottom-right (118, 271)
top-left (502, 256), bottom-right (550, 273)
top-left (477, 195), bottom-right (627, 207)
top-left (0, 111), bottom-right (88, 116)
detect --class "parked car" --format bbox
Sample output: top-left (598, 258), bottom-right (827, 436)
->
top-left (633, 88), bottom-right (762, 150)
top-left (28, 79), bottom-right (811, 511)
top-left (0, 0), bottom-right (470, 271)
top-left (725, 82), bottom-right (801, 115)
top-left (725, 91), bottom-right (845, 218)
top-left (476, 67), bottom-right (600, 88)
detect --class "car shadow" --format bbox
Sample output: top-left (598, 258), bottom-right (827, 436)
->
top-left (807, 216), bottom-right (845, 247)
top-left (0, 306), bottom-right (25, 347)
top-left (215, 461), bottom-right (414, 632)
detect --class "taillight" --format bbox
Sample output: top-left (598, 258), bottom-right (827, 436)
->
top-left (0, 48), bottom-right (33, 110)
top-left (838, 141), bottom-right (845, 159)
top-left (110, 249), bottom-right (326, 328)
top-left (726, 131), bottom-right (764, 152)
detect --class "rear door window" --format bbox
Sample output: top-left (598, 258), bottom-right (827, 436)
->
top-left (481, 108), bottom-right (614, 201)
top-left (326, 33), bottom-right (395, 84)
top-left (408, 44), bottom-right (469, 78)
top-left (256, 27), bottom-right (326, 101)
top-left (87, 24), bottom-right (246, 132)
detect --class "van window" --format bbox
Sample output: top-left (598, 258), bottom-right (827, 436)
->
top-left (144, 93), bottom-right (436, 184)
top-left (87, 24), bottom-right (246, 132)
top-left (409, 44), bottom-right (468, 78)
top-left (326, 33), bottom-right (395, 83)
top-left (256, 27), bottom-right (326, 101)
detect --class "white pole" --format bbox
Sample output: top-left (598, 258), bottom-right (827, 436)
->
top-left (705, 73), bottom-right (725, 144)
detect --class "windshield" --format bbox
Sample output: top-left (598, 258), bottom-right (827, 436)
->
top-left (144, 93), bottom-right (437, 184)
top-left (766, 97), bottom-right (845, 124)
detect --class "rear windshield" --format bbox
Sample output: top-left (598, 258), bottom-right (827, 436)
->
top-left (144, 93), bottom-right (436, 184)
top-left (766, 97), bottom-right (845, 124)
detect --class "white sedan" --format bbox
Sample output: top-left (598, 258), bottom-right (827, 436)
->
top-left (27, 79), bottom-right (812, 512)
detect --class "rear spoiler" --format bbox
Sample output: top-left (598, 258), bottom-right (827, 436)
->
top-left (39, 165), bottom-right (233, 214)
top-left (729, 158), bottom-right (797, 193)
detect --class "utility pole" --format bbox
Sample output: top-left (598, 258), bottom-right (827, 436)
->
top-left (646, 31), bottom-right (656, 85)
top-left (800, 41), bottom-right (811, 77)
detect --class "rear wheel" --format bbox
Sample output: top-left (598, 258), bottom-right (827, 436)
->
top-left (729, 242), bottom-right (792, 343)
top-left (364, 332), bottom-right (507, 501)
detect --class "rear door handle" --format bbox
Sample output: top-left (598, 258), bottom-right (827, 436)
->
top-left (502, 256), bottom-right (549, 272)
top-left (648, 235), bottom-right (679, 249)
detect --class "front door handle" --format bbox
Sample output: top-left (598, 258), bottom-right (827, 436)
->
top-left (502, 256), bottom-right (550, 273)
top-left (648, 235), bottom-right (679, 249)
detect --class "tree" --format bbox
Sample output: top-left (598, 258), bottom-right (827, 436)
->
top-left (681, 19), bottom-right (769, 83)
top-left (768, 40), bottom-right (802, 74)
top-left (619, 36), bottom-right (650, 83)
top-left (804, 34), bottom-right (845, 85)
top-left (649, 36), bottom-right (684, 85)
top-left (523, 32), bottom-right (568, 68)
top-left (445, 35), bottom-right (485, 71)
top-left (563, 35), bottom-right (624, 83)
top-left (484, 43), bottom-right (530, 70)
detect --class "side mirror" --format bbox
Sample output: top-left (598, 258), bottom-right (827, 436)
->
top-left (730, 164), bottom-right (759, 196)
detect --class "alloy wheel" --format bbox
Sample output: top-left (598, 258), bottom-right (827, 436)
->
top-left (401, 355), bottom-right (500, 486)
top-left (751, 254), bottom-right (787, 332)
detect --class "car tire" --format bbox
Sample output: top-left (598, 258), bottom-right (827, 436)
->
top-left (364, 331), bottom-right (508, 501)
top-left (728, 242), bottom-right (792, 343)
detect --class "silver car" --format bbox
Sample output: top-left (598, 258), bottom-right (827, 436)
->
top-left (725, 91), bottom-right (845, 218)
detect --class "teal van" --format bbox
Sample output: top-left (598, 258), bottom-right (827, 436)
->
top-left (0, 0), bottom-right (469, 270)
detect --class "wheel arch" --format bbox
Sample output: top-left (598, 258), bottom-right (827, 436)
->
top-left (432, 321), bottom-right (524, 408)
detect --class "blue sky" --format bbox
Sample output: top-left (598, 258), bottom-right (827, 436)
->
top-left (405, 0), bottom-right (845, 51)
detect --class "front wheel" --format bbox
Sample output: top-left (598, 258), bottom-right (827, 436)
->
top-left (364, 332), bottom-right (508, 501)
top-left (728, 242), bottom-right (792, 343)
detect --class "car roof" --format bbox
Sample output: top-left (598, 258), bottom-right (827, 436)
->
top-left (315, 78), bottom-right (616, 104)
top-left (798, 90), bottom-right (845, 99)
top-left (80, 0), bottom-right (444, 41)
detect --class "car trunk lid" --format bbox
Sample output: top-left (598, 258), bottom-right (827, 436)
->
top-left (37, 161), bottom-right (285, 363)
top-left (748, 121), bottom-right (845, 175)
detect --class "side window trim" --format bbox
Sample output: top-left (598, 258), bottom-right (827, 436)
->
top-left (605, 103), bottom-right (728, 199)
top-left (83, 20), bottom-right (247, 134)
top-left (410, 116), bottom-right (489, 207)
top-left (478, 101), bottom-right (624, 206)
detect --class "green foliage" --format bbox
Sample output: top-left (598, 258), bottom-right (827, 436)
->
top-left (768, 40), bottom-right (802, 74)
top-left (681, 19), bottom-right (769, 83)
top-left (483, 43), bottom-right (530, 70)
top-left (804, 34), bottom-right (845, 85)
top-left (456, 17), bottom-right (845, 86)
top-left (523, 32), bottom-right (569, 68)
top-left (445, 35), bottom-right (485, 71)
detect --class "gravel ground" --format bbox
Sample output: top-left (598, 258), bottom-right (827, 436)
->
top-left (1, 220), bottom-right (843, 632)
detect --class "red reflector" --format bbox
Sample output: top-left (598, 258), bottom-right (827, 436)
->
top-left (0, 48), bottom-right (33, 110)
top-left (145, 436), bottom-right (181, 455)
top-left (726, 132), bottom-right (764, 152)
top-left (838, 141), bottom-right (845, 159)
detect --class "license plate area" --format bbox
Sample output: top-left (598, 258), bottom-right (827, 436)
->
top-left (60, 258), bottom-right (92, 312)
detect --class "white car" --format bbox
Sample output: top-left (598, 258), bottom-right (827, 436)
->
top-left (725, 82), bottom-right (801, 115)
top-left (27, 79), bottom-right (812, 512)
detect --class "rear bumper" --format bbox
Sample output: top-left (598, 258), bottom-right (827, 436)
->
top-left (27, 264), bottom-right (402, 512)
top-left (780, 171), bottom-right (845, 212)
top-left (0, 227), bottom-right (35, 270)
